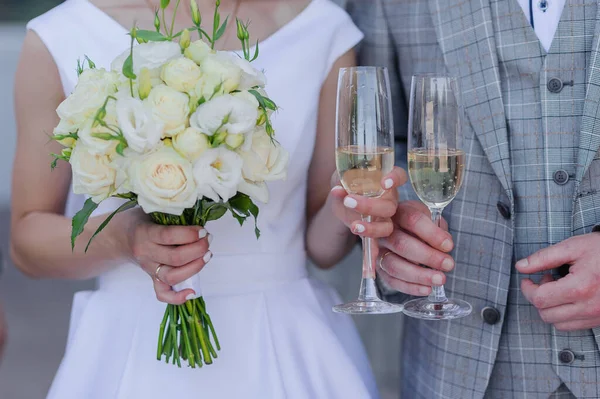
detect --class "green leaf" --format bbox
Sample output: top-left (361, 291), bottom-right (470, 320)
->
top-left (248, 89), bottom-right (277, 111)
top-left (229, 194), bottom-right (260, 238)
top-left (160, 0), bottom-right (170, 9)
top-left (205, 204), bottom-right (228, 222)
top-left (213, 16), bottom-right (229, 42)
top-left (76, 58), bottom-right (84, 76)
top-left (122, 54), bottom-right (136, 80)
top-left (173, 27), bottom-right (196, 38)
top-left (116, 142), bottom-right (126, 156)
top-left (85, 200), bottom-right (137, 252)
top-left (136, 29), bottom-right (168, 42)
top-left (50, 155), bottom-right (59, 170)
top-left (71, 198), bottom-right (99, 250)
top-left (250, 41), bottom-right (259, 62)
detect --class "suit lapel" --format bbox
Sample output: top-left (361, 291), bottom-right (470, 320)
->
top-left (576, 5), bottom-right (600, 182)
top-left (428, 0), bottom-right (512, 196)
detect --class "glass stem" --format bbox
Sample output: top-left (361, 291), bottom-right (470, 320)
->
top-left (357, 215), bottom-right (379, 302)
top-left (429, 207), bottom-right (448, 304)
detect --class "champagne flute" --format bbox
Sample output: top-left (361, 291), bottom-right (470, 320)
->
top-left (332, 67), bottom-right (403, 314)
top-left (402, 75), bottom-right (472, 320)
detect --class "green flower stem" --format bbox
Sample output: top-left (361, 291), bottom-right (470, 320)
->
top-left (168, 305), bottom-right (181, 367)
top-left (182, 302), bottom-right (203, 367)
top-left (169, 0), bottom-right (182, 38)
top-left (178, 306), bottom-right (195, 368)
top-left (157, 308), bottom-right (169, 360)
top-left (198, 297), bottom-right (221, 350)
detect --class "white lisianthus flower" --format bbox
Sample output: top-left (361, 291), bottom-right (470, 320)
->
top-left (232, 90), bottom-right (259, 109)
top-left (78, 118), bottom-right (119, 156)
top-left (190, 94), bottom-right (258, 136)
top-left (145, 84), bottom-right (190, 137)
top-left (222, 52), bottom-right (267, 90)
top-left (56, 68), bottom-right (118, 131)
top-left (237, 179), bottom-right (269, 203)
top-left (193, 147), bottom-right (243, 202)
top-left (200, 52), bottom-right (242, 93)
top-left (128, 145), bottom-right (197, 215)
top-left (116, 96), bottom-right (163, 153)
top-left (172, 127), bottom-right (210, 161)
top-left (194, 74), bottom-right (225, 102)
top-left (240, 128), bottom-right (289, 182)
top-left (70, 143), bottom-right (117, 203)
top-left (111, 41), bottom-right (182, 75)
top-left (184, 40), bottom-right (213, 65)
top-left (161, 57), bottom-right (202, 93)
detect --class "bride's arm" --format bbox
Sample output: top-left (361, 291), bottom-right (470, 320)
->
top-left (306, 51), bottom-right (407, 269)
top-left (10, 33), bottom-right (209, 305)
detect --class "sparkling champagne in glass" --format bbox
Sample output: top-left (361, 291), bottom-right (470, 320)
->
top-left (332, 67), bottom-right (403, 314)
top-left (403, 75), bottom-right (472, 320)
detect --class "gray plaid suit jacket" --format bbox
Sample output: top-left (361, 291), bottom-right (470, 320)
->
top-left (348, 0), bottom-right (600, 397)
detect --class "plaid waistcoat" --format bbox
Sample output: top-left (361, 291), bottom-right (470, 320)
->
top-left (348, 0), bottom-right (600, 397)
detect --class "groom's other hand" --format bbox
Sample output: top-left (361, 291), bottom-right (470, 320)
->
top-left (377, 201), bottom-right (455, 296)
top-left (330, 166), bottom-right (407, 238)
top-left (517, 232), bottom-right (600, 331)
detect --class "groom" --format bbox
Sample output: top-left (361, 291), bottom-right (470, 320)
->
top-left (349, 0), bottom-right (600, 398)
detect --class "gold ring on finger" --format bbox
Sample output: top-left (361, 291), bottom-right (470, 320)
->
top-left (378, 251), bottom-right (394, 271)
top-left (154, 264), bottom-right (165, 283)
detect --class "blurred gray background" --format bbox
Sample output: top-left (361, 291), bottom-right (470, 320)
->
top-left (0, 1), bottom-right (403, 398)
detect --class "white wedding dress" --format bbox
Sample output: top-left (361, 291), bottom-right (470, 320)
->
top-left (28, 0), bottom-right (379, 398)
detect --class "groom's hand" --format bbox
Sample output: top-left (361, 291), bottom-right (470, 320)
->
top-left (516, 232), bottom-right (600, 331)
top-left (377, 201), bottom-right (455, 296)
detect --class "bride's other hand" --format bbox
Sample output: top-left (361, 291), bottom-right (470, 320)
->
top-left (329, 166), bottom-right (407, 238)
top-left (127, 209), bottom-right (212, 305)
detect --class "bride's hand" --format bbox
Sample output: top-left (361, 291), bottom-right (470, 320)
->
top-left (127, 209), bottom-right (212, 305)
top-left (329, 166), bottom-right (408, 238)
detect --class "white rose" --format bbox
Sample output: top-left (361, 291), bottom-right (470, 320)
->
top-left (172, 127), bottom-right (210, 161)
top-left (70, 142), bottom-right (117, 203)
top-left (240, 128), bottom-right (289, 182)
top-left (145, 84), bottom-right (190, 137)
top-left (200, 52), bottom-right (242, 93)
top-left (111, 41), bottom-right (182, 75)
top-left (190, 94), bottom-right (258, 136)
top-left (161, 57), bottom-right (202, 93)
top-left (116, 96), bottom-right (163, 153)
top-left (128, 145), bottom-right (197, 215)
top-left (56, 68), bottom-right (118, 131)
top-left (184, 40), bottom-right (213, 65)
top-left (223, 52), bottom-right (267, 89)
top-left (193, 147), bottom-right (243, 202)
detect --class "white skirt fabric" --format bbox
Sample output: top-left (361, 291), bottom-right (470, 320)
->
top-left (47, 254), bottom-right (379, 399)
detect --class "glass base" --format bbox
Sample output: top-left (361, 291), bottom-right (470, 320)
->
top-left (333, 299), bottom-right (404, 315)
top-left (402, 297), bottom-right (472, 320)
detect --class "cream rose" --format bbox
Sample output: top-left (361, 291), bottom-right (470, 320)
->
top-left (70, 142), bottom-right (117, 203)
top-left (200, 52), bottom-right (242, 93)
top-left (240, 128), bottom-right (289, 182)
top-left (194, 74), bottom-right (225, 102)
top-left (56, 68), bottom-right (118, 131)
top-left (116, 96), bottom-right (163, 153)
top-left (128, 145), bottom-right (197, 215)
top-left (193, 147), bottom-right (243, 202)
top-left (172, 127), bottom-right (210, 161)
top-left (145, 84), bottom-right (190, 137)
top-left (184, 40), bottom-right (213, 65)
top-left (190, 94), bottom-right (258, 136)
top-left (111, 41), bottom-right (182, 75)
top-left (161, 57), bottom-right (202, 93)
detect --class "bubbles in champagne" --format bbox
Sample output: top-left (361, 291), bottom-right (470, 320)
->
top-left (336, 145), bottom-right (395, 197)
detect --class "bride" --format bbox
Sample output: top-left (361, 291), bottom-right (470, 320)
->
top-left (10, 0), bottom-right (401, 398)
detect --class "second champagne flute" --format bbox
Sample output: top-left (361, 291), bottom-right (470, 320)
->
top-left (332, 67), bottom-right (403, 314)
top-left (403, 75), bottom-right (472, 320)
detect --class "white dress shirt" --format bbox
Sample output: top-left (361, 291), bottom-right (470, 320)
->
top-left (517, 0), bottom-right (567, 51)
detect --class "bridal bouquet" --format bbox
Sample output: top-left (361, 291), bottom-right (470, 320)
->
top-left (50, 0), bottom-right (288, 368)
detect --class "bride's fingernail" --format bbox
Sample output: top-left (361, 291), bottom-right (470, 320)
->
top-left (185, 293), bottom-right (195, 301)
top-left (203, 251), bottom-right (213, 263)
top-left (384, 178), bottom-right (394, 189)
top-left (354, 223), bottom-right (366, 233)
top-left (344, 197), bottom-right (358, 209)
top-left (208, 233), bottom-right (214, 245)
top-left (198, 229), bottom-right (208, 239)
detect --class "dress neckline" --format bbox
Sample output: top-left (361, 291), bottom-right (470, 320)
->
top-left (78, 0), bottom-right (319, 53)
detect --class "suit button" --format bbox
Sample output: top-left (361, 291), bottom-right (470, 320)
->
top-left (559, 349), bottom-right (575, 364)
top-left (481, 307), bottom-right (501, 325)
top-left (496, 201), bottom-right (511, 220)
top-left (548, 78), bottom-right (564, 93)
top-left (553, 170), bottom-right (569, 185)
